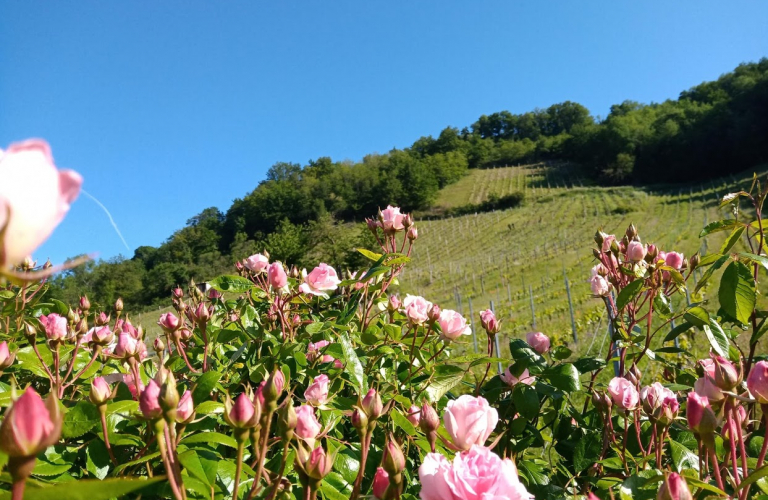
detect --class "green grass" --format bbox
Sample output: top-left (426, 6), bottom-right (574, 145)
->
top-left (401, 163), bottom-right (766, 360)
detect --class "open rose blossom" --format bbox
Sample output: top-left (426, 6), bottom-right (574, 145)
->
top-left (304, 374), bottom-right (330, 406)
top-left (443, 395), bottom-right (499, 451)
top-left (380, 205), bottom-right (405, 232)
top-left (437, 309), bottom-right (471, 341)
top-left (0, 140), bottom-right (82, 267)
top-left (299, 263), bottom-right (341, 296)
top-left (403, 294), bottom-right (432, 325)
top-left (526, 332), bottom-right (550, 354)
top-left (39, 313), bottom-right (68, 342)
top-left (0, 387), bottom-right (62, 457)
top-left (418, 446), bottom-right (531, 500)
top-left (607, 377), bottom-right (639, 411)
top-left (244, 253), bottom-right (269, 273)
top-left (589, 275), bottom-right (611, 296)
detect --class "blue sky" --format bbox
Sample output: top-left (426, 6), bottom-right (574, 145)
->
top-left (1, 1), bottom-right (766, 265)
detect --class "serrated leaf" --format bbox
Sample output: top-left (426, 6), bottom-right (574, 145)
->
top-left (683, 306), bottom-right (709, 328)
top-left (181, 431), bottom-right (237, 449)
top-left (703, 321), bottom-right (729, 358)
top-left (739, 252), bottom-right (768, 273)
top-left (669, 439), bottom-right (699, 472)
top-left (544, 364), bottom-right (581, 392)
top-left (356, 248), bottom-right (383, 262)
top-left (32, 461), bottom-right (72, 476)
top-left (1, 477), bottom-right (164, 500)
top-left (720, 191), bottom-right (749, 207)
top-left (425, 365), bottom-right (466, 403)
top-left (573, 357), bottom-right (605, 373)
top-left (208, 275), bottom-right (255, 293)
top-left (192, 371), bottom-right (222, 405)
top-left (616, 279), bottom-right (645, 311)
top-left (699, 219), bottom-right (742, 238)
top-left (85, 440), bottom-right (111, 480)
top-left (719, 261), bottom-right (756, 324)
top-left (62, 402), bottom-right (100, 439)
top-left (178, 450), bottom-right (212, 487)
top-left (695, 254), bottom-right (729, 293)
top-left (391, 408), bottom-right (417, 436)
top-left (720, 226), bottom-right (745, 254)
top-left (339, 333), bottom-right (366, 394)
top-left (195, 401), bottom-right (224, 415)
top-left (512, 384), bottom-right (539, 420)
top-left (664, 322), bottom-right (692, 343)
top-left (111, 452), bottom-right (161, 474)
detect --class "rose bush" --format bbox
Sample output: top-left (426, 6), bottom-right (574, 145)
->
top-left (2, 139), bottom-right (768, 500)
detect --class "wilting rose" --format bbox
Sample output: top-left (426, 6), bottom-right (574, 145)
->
top-left (299, 263), bottom-right (341, 296)
top-left (443, 395), bottom-right (499, 451)
top-left (0, 139), bottom-right (82, 266)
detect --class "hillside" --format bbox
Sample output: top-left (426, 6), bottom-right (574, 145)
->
top-left (399, 162), bottom-right (766, 357)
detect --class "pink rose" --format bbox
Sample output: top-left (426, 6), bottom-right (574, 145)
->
top-left (694, 359), bottom-right (724, 402)
top-left (295, 404), bottom-right (322, 441)
top-left (626, 241), bottom-right (647, 262)
top-left (176, 390), bottom-right (195, 423)
top-left (244, 253), bottom-right (269, 273)
top-left (304, 374), bottom-right (330, 406)
top-left (139, 379), bottom-right (163, 420)
top-left (89, 377), bottom-right (112, 405)
top-left (418, 446), bottom-right (531, 500)
top-left (665, 251), bottom-right (684, 270)
top-left (501, 366), bottom-right (535, 388)
top-left (372, 467), bottom-right (389, 499)
top-left (267, 262), bottom-right (288, 290)
top-left (0, 140), bottom-right (82, 266)
top-left (39, 313), bottom-right (69, 342)
top-left (639, 382), bottom-right (674, 414)
top-left (526, 332), bottom-right (550, 354)
top-left (157, 312), bottom-right (180, 333)
top-left (299, 263), bottom-right (341, 296)
top-left (602, 234), bottom-right (616, 253)
top-left (307, 340), bottom-right (341, 367)
top-left (438, 309), bottom-right (471, 341)
top-left (403, 294), bottom-right (432, 325)
top-left (480, 309), bottom-right (500, 334)
top-left (607, 377), bottom-right (639, 411)
top-left (589, 275), bottom-right (611, 296)
top-left (0, 341), bottom-right (13, 369)
top-left (443, 395), bottom-right (499, 451)
top-left (407, 405), bottom-right (421, 427)
top-left (0, 387), bottom-right (61, 457)
top-left (747, 360), bottom-right (768, 404)
top-left (380, 205), bottom-right (405, 232)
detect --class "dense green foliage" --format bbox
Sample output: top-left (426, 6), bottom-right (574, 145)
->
top-left (49, 59), bottom-right (768, 309)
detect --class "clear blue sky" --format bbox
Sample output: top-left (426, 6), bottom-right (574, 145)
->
top-left (1, 1), bottom-right (766, 265)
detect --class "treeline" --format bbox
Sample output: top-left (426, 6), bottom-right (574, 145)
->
top-left (48, 59), bottom-right (768, 310)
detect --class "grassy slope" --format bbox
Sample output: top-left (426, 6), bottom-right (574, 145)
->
top-left (400, 163), bottom-right (765, 360)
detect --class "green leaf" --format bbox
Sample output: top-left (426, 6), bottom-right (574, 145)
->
top-left (425, 365), bottom-right (466, 403)
top-left (736, 464), bottom-right (768, 492)
top-left (15, 345), bottom-right (53, 378)
top-left (720, 226), bottom-right (746, 254)
top-left (195, 401), bottom-right (224, 415)
top-left (320, 480), bottom-right (350, 500)
top-left (208, 275), bottom-right (255, 293)
top-left (718, 261), bottom-right (756, 324)
top-left (544, 364), bottom-right (581, 392)
top-left (62, 402), bottom-right (100, 439)
top-left (573, 432), bottom-right (602, 473)
top-left (178, 450), bottom-right (212, 487)
top-left (695, 254), bottom-right (730, 293)
top-left (512, 384), bottom-right (539, 420)
top-left (356, 248), bottom-right (383, 262)
top-left (719, 191), bottom-right (749, 207)
top-left (615, 279), bottom-right (645, 311)
top-left (683, 306), bottom-right (709, 328)
top-left (85, 440), bottom-right (111, 480)
top-left (192, 371), bottom-right (222, 405)
top-left (112, 452), bottom-right (161, 474)
top-left (391, 408), bottom-right (417, 436)
top-left (181, 431), bottom-right (238, 449)
top-left (573, 357), bottom-right (606, 373)
top-left (699, 219), bottom-right (742, 238)
top-left (664, 322), bottom-right (692, 343)
top-left (32, 461), bottom-right (72, 476)
top-left (653, 293), bottom-right (672, 318)
top-left (508, 339), bottom-right (545, 373)
top-left (740, 252), bottom-right (768, 273)
top-left (703, 320), bottom-right (730, 358)
top-left (0, 477), bottom-right (163, 500)
top-left (339, 333), bottom-right (366, 394)
top-left (669, 439), bottom-right (699, 472)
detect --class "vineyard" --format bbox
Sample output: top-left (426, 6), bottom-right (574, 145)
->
top-left (401, 162), bottom-right (767, 359)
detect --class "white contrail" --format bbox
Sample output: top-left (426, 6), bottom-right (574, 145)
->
top-left (81, 189), bottom-right (132, 253)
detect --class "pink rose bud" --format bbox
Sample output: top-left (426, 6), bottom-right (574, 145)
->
top-left (694, 358), bottom-right (724, 402)
top-left (79, 295), bottom-right (91, 311)
top-left (646, 244), bottom-right (658, 261)
top-left (665, 251), bottom-right (684, 270)
top-left (479, 309), bottom-right (501, 334)
top-left (114, 297), bottom-right (124, 313)
top-left (263, 369), bottom-right (285, 407)
top-left (153, 337), bottom-right (165, 353)
top-left (388, 294), bottom-right (401, 311)
top-left (0, 387), bottom-right (61, 457)
top-left (192, 303), bottom-right (211, 323)
top-left (382, 438), bottom-right (406, 475)
top-left (268, 262), bottom-right (288, 290)
top-left (687, 392), bottom-right (717, 438)
top-left (380, 205), bottom-right (405, 233)
top-left (176, 390), bottom-right (195, 424)
top-left (307, 340), bottom-right (330, 363)
top-left (657, 472), bottom-right (693, 500)
top-left (207, 288), bottom-right (222, 300)
top-left (437, 309), bottom-right (472, 341)
top-left (89, 377), bottom-right (112, 406)
top-left (501, 366), bottom-right (535, 388)
top-left (295, 404), bottom-right (322, 441)
top-left (304, 446), bottom-right (334, 480)
top-left (443, 395), bottom-right (499, 451)
top-left (39, 313), bottom-right (68, 342)
top-left (403, 294), bottom-right (433, 325)
top-left (91, 326), bottom-right (114, 346)
top-left (366, 218), bottom-right (380, 232)
top-left (361, 388), bottom-right (383, 420)
top-left (526, 332), bottom-right (551, 354)
top-left (589, 275), bottom-right (611, 296)
top-left (179, 328), bottom-right (193, 341)
top-left (419, 402), bottom-right (440, 435)
top-left (407, 226), bottom-right (418, 241)
top-left (601, 234), bottom-right (616, 253)
top-left (372, 467), bottom-right (389, 500)
top-left (277, 402), bottom-right (298, 440)
top-left (305, 374), bottom-right (330, 406)
top-left (139, 379), bottom-right (163, 420)
top-left (428, 304), bottom-right (442, 323)
top-left (225, 393), bottom-right (259, 430)
top-left (351, 407), bottom-right (368, 434)
top-left (114, 331), bottom-right (140, 359)
top-left (418, 446), bottom-right (530, 500)
top-left (407, 405), bottom-right (421, 427)
top-left (711, 354), bottom-right (741, 391)
top-left (157, 312), bottom-right (180, 333)
top-left (95, 312), bottom-right (110, 326)
top-left (172, 287), bottom-right (183, 299)
top-left (640, 382), bottom-right (673, 415)
top-left (607, 377), bottom-right (639, 411)
top-left (0, 140), bottom-right (82, 266)
top-left (747, 360), bottom-right (768, 404)
top-left (627, 240), bottom-right (647, 262)
top-left (0, 342), bottom-right (15, 370)
top-left (244, 253), bottom-right (269, 273)
top-left (588, 494), bottom-right (601, 500)
top-left (298, 263), bottom-right (341, 296)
